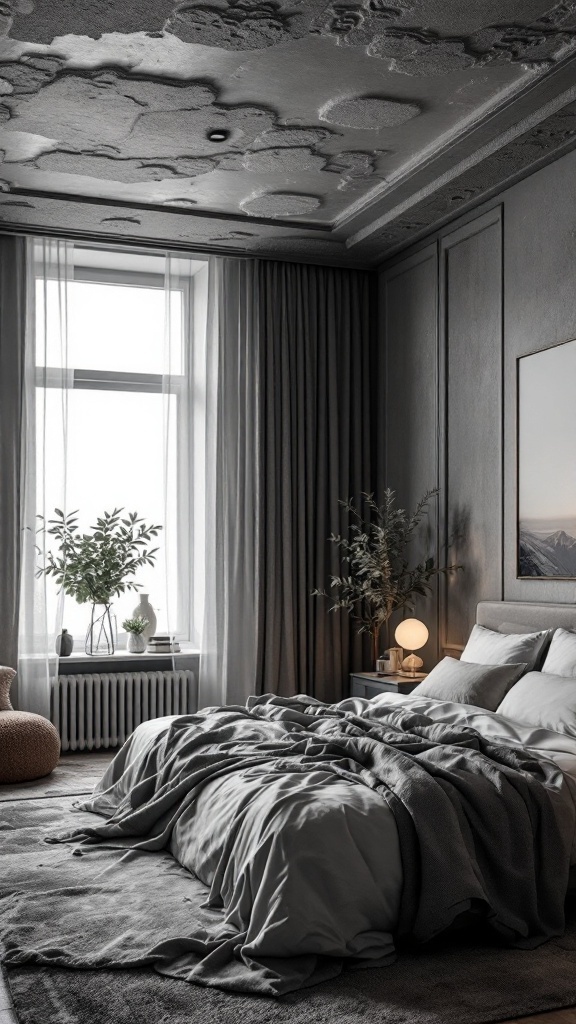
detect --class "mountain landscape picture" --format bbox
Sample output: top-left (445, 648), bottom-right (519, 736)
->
top-left (518, 339), bottom-right (576, 579)
top-left (519, 520), bottom-right (576, 578)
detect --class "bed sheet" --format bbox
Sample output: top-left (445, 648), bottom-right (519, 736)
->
top-left (95, 712), bottom-right (402, 970)
top-left (351, 692), bottom-right (576, 863)
top-left (100, 695), bottom-right (576, 868)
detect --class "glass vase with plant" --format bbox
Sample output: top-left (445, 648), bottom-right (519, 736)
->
top-left (122, 615), bottom-right (149, 654)
top-left (313, 489), bottom-right (461, 669)
top-left (37, 508), bottom-right (161, 656)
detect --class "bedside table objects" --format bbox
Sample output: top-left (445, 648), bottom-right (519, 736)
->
top-left (350, 672), bottom-right (427, 700)
top-left (394, 618), bottom-right (429, 675)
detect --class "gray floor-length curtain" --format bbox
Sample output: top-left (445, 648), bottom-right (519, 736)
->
top-left (200, 257), bottom-right (374, 708)
top-left (256, 259), bottom-right (373, 702)
top-left (0, 236), bottom-right (27, 699)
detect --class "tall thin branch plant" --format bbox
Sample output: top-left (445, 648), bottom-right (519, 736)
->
top-left (313, 489), bottom-right (461, 667)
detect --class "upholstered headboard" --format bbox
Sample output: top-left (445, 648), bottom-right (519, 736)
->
top-left (477, 601), bottom-right (576, 633)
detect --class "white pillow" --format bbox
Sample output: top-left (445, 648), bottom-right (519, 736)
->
top-left (412, 658), bottom-right (526, 712)
top-left (542, 628), bottom-right (576, 678)
top-left (461, 624), bottom-right (550, 671)
top-left (497, 670), bottom-right (576, 735)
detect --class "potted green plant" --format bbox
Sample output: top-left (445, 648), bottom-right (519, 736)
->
top-left (37, 508), bottom-right (162, 656)
top-left (122, 616), bottom-right (149, 654)
top-left (313, 489), bottom-right (461, 669)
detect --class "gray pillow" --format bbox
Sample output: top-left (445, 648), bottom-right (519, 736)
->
top-left (461, 624), bottom-right (549, 671)
top-left (412, 658), bottom-right (526, 711)
top-left (497, 670), bottom-right (576, 735)
top-left (541, 628), bottom-right (576, 678)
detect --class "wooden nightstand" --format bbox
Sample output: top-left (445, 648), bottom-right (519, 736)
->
top-left (350, 672), bottom-right (426, 700)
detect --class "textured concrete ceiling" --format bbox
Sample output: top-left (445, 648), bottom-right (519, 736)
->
top-left (1, 1), bottom-right (576, 263)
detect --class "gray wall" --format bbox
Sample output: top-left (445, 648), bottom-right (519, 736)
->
top-left (379, 146), bottom-right (576, 666)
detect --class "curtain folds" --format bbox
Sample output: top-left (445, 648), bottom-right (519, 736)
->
top-left (0, 236), bottom-right (27, 699)
top-left (18, 239), bottom-right (73, 716)
top-left (257, 260), bottom-right (373, 703)
top-left (16, 243), bottom-right (202, 716)
top-left (200, 257), bottom-right (373, 708)
top-left (200, 258), bottom-right (261, 708)
top-left (162, 255), bottom-right (209, 653)
top-left (9, 240), bottom-right (373, 716)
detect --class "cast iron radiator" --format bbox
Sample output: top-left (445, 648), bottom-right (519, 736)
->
top-left (51, 670), bottom-right (197, 751)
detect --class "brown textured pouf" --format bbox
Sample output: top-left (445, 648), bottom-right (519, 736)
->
top-left (0, 711), bottom-right (61, 784)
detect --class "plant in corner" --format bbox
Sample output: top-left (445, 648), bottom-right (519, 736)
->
top-left (37, 508), bottom-right (162, 656)
top-left (122, 616), bottom-right (150, 655)
top-left (312, 489), bottom-right (461, 669)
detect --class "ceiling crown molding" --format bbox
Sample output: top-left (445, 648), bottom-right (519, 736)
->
top-left (2, 2), bottom-right (576, 263)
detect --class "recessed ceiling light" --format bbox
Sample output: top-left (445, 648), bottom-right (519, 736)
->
top-left (207, 129), bottom-right (230, 142)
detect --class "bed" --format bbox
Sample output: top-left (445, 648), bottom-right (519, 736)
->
top-left (4, 601), bottom-right (576, 996)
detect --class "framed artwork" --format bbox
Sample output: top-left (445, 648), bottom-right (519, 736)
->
top-left (518, 338), bottom-right (576, 578)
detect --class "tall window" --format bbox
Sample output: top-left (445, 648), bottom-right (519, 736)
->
top-left (35, 246), bottom-right (207, 648)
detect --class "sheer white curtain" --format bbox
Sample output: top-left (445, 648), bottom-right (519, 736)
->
top-left (0, 236), bottom-right (27, 694)
top-left (17, 243), bottom-right (205, 717)
top-left (162, 255), bottom-right (207, 653)
top-left (16, 245), bottom-right (371, 718)
top-left (199, 258), bottom-right (260, 708)
top-left (18, 239), bottom-right (73, 716)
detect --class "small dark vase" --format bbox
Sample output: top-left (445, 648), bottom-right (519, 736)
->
top-left (55, 629), bottom-right (74, 657)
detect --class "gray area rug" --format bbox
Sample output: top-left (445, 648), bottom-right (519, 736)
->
top-left (2, 792), bottom-right (576, 1024)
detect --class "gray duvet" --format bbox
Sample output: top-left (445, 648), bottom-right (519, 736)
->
top-left (12, 692), bottom-right (569, 995)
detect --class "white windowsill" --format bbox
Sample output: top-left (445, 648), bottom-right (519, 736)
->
top-left (60, 648), bottom-right (200, 665)
top-left (60, 647), bottom-right (199, 663)
top-left (22, 647), bottom-right (200, 663)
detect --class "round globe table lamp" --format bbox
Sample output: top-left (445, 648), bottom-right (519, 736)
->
top-left (394, 618), bottom-right (429, 676)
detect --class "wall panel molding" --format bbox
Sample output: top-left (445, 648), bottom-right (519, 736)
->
top-left (381, 147), bottom-right (576, 661)
top-left (503, 151), bottom-right (576, 604)
top-left (438, 207), bottom-right (504, 653)
top-left (381, 243), bottom-right (440, 665)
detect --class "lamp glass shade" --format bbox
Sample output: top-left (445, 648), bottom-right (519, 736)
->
top-left (394, 618), bottom-right (429, 652)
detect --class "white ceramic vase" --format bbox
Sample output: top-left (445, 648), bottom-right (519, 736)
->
top-left (131, 593), bottom-right (156, 642)
top-left (127, 632), bottom-right (147, 654)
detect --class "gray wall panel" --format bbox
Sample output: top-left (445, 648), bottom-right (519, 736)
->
top-left (503, 151), bottom-right (576, 603)
top-left (382, 245), bottom-right (439, 665)
top-left (441, 211), bottom-right (503, 650)
top-left (381, 146), bottom-right (576, 667)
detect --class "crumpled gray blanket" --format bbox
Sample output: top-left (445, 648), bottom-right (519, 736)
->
top-left (3, 694), bottom-right (576, 995)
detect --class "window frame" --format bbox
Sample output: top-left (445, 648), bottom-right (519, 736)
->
top-left (34, 262), bottom-right (195, 644)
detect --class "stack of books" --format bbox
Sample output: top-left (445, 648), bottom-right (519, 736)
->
top-left (146, 635), bottom-right (181, 654)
